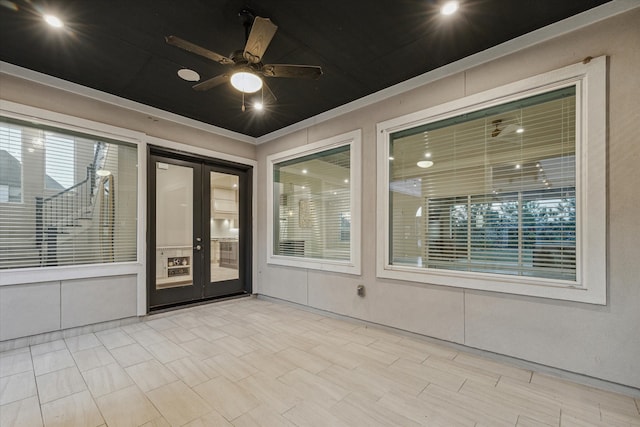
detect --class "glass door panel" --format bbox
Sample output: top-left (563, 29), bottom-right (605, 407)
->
top-left (210, 172), bottom-right (239, 283)
top-left (149, 149), bottom-right (251, 310)
top-left (155, 162), bottom-right (194, 290)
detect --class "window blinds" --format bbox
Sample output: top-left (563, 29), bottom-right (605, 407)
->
top-left (0, 117), bottom-right (137, 270)
top-left (389, 86), bottom-right (576, 281)
top-left (273, 145), bottom-right (351, 261)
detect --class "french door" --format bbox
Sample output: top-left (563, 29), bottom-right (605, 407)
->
top-left (148, 149), bottom-right (252, 310)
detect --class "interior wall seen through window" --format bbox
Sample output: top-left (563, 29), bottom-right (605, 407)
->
top-left (273, 145), bottom-right (351, 261)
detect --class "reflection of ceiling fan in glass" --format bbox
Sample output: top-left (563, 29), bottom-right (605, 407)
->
top-left (491, 119), bottom-right (524, 139)
top-left (166, 9), bottom-right (322, 108)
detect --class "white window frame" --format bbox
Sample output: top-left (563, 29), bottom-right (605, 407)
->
top-left (267, 130), bottom-right (362, 275)
top-left (0, 101), bottom-right (147, 290)
top-left (376, 56), bottom-right (606, 304)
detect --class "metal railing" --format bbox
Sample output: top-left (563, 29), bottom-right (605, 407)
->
top-left (35, 165), bottom-right (96, 265)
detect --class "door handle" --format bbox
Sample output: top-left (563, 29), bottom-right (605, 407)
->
top-left (194, 245), bottom-right (202, 251)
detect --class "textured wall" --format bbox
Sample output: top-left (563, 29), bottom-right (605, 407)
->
top-left (0, 276), bottom-right (136, 340)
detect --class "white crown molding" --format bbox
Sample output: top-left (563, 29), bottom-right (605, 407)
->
top-left (255, 0), bottom-right (639, 144)
top-left (0, 61), bottom-right (255, 145)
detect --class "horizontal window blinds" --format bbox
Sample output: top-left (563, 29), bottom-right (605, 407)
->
top-left (389, 86), bottom-right (576, 281)
top-left (0, 117), bottom-right (137, 270)
top-left (273, 145), bottom-right (351, 261)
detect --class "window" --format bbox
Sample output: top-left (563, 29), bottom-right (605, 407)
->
top-left (267, 130), bottom-right (362, 274)
top-left (0, 116), bottom-right (138, 270)
top-left (377, 57), bottom-right (606, 304)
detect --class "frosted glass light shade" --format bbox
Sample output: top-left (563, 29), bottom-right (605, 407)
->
top-left (230, 72), bottom-right (263, 93)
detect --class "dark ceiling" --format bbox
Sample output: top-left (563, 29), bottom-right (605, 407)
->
top-left (0, 0), bottom-right (613, 138)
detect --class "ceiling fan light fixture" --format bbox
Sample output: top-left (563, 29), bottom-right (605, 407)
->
top-left (441, 1), bottom-right (459, 16)
top-left (230, 71), bottom-right (262, 93)
top-left (43, 14), bottom-right (64, 28)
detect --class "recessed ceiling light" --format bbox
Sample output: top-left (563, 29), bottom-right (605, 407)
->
top-left (177, 68), bottom-right (200, 82)
top-left (424, 152), bottom-right (432, 158)
top-left (344, 179), bottom-right (349, 183)
top-left (96, 169), bottom-right (111, 177)
top-left (388, 156), bottom-right (395, 161)
top-left (253, 101), bottom-right (264, 111)
top-left (43, 14), bottom-right (64, 28)
top-left (516, 127), bottom-right (524, 134)
top-left (302, 169), bottom-right (308, 174)
top-left (417, 160), bottom-right (434, 169)
top-left (441, 1), bottom-right (459, 16)
top-left (515, 164), bottom-right (521, 169)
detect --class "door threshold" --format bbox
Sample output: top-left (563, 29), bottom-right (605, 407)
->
top-left (148, 292), bottom-right (251, 314)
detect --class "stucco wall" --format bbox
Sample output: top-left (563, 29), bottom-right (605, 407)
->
top-left (256, 9), bottom-right (640, 388)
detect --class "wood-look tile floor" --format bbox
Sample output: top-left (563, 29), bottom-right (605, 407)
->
top-left (1, 297), bottom-right (638, 427)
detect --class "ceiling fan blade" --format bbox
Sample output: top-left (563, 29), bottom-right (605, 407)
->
top-left (262, 81), bottom-right (277, 103)
top-left (262, 64), bottom-right (323, 79)
top-left (193, 73), bottom-right (230, 91)
top-left (166, 35), bottom-right (234, 66)
top-left (243, 17), bottom-right (278, 64)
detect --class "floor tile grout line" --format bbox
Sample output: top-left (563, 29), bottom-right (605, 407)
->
top-left (27, 344), bottom-right (45, 427)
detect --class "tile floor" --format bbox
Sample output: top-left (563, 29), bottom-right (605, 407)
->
top-left (1, 297), bottom-right (639, 427)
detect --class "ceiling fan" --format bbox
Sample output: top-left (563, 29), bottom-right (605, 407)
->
top-left (166, 10), bottom-right (323, 107)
